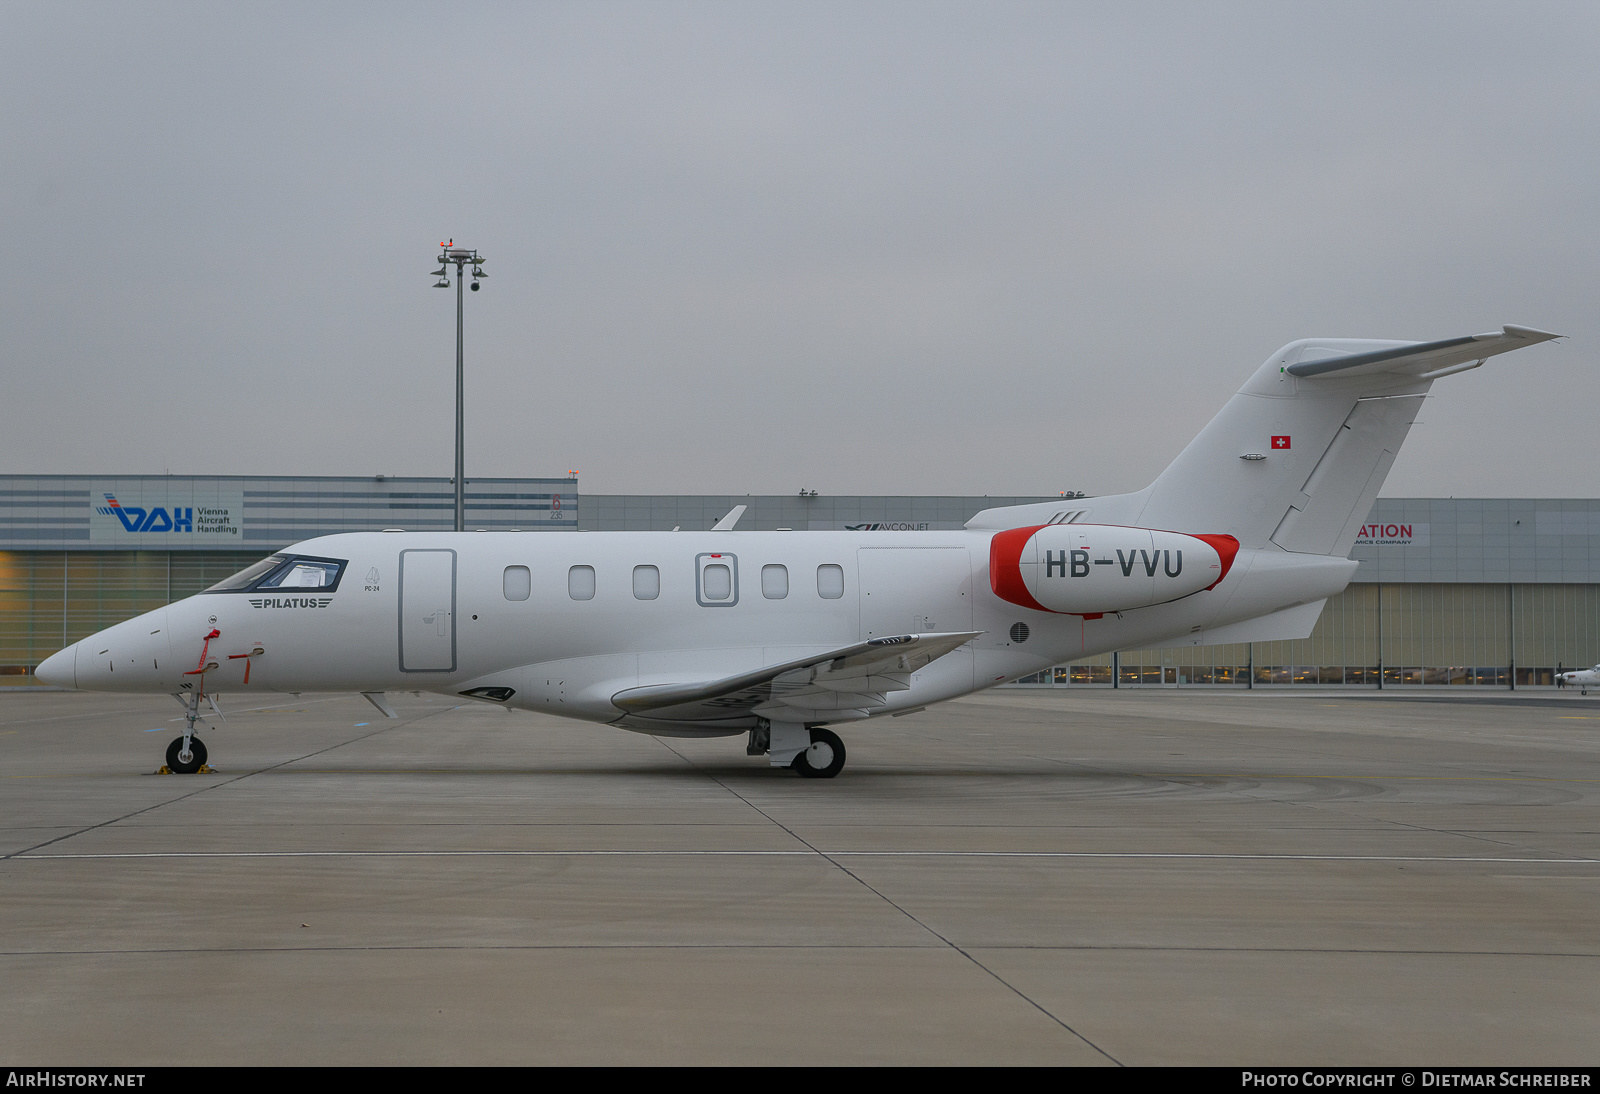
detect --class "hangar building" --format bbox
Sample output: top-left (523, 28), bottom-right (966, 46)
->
top-left (2, 476), bottom-right (1596, 689)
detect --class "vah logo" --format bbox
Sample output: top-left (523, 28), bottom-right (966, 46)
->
top-left (94, 493), bottom-right (240, 535)
top-left (96, 493), bottom-right (193, 532)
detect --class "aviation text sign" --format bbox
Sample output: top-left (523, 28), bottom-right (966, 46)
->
top-left (1353, 522), bottom-right (1429, 547)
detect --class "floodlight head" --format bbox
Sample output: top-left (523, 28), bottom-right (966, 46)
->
top-left (472, 267), bottom-right (486, 278)
top-left (470, 281), bottom-right (480, 292)
top-left (433, 277), bottom-right (450, 288)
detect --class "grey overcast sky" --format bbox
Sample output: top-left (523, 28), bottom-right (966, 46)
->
top-left (1, 1), bottom-right (1595, 498)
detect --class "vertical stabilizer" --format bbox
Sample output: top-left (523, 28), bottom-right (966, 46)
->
top-left (967, 326), bottom-right (1559, 555)
top-left (1128, 342), bottom-right (1424, 551)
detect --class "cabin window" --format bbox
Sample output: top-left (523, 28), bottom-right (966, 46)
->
top-left (702, 564), bottom-right (731, 600)
top-left (761, 564), bottom-right (788, 599)
top-left (817, 564), bottom-right (844, 599)
top-left (503, 565), bottom-right (530, 601)
top-left (633, 565), bottom-right (660, 600)
top-left (568, 565), bottom-right (595, 601)
top-left (695, 552), bottom-right (739, 606)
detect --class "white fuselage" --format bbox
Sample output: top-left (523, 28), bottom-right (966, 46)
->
top-left (38, 324), bottom-right (1562, 772)
top-left (41, 527), bottom-right (1349, 735)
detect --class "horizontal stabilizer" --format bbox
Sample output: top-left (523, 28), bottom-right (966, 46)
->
top-left (1287, 325), bottom-right (1561, 381)
top-left (1186, 599), bottom-right (1328, 646)
top-left (612, 631), bottom-right (981, 723)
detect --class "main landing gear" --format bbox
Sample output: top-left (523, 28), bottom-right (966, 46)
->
top-left (753, 720), bottom-right (847, 778)
top-left (791, 728), bottom-right (846, 779)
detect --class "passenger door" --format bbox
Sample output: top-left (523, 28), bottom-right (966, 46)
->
top-left (399, 549), bottom-right (456, 672)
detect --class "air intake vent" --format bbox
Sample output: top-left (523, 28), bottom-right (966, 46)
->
top-left (1009, 622), bottom-right (1030, 644)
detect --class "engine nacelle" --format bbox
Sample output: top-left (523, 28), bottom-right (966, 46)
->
top-left (990, 524), bottom-right (1239, 616)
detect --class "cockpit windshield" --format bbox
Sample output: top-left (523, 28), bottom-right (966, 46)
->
top-left (204, 554), bottom-right (347, 593)
top-left (205, 556), bottom-right (288, 592)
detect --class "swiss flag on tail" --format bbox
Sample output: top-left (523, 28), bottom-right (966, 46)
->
top-left (1271, 435), bottom-right (1291, 449)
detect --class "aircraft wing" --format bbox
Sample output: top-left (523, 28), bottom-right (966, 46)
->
top-left (610, 631), bottom-right (981, 724)
top-left (1286, 325), bottom-right (1561, 381)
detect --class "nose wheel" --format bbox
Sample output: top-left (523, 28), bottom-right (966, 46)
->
top-left (790, 728), bottom-right (846, 779)
top-left (163, 685), bottom-right (214, 773)
top-left (165, 735), bottom-right (209, 774)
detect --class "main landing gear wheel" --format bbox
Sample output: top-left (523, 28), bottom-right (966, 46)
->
top-left (791, 728), bottom-right (846, 779)
top-left (166, 735), bottom-right (208, 774)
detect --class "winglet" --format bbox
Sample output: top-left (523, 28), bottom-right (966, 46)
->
top-left (1499, 324), bottom-right (1563, 342)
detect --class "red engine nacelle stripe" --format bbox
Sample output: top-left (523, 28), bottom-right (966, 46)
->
top-left (989, 525), bottom-right (1050, 612)
top-left (1191, 533), bottom-right (1240, 589)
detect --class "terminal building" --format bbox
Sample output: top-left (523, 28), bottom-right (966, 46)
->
top-left (2, 476), bottom-right (1597, 689)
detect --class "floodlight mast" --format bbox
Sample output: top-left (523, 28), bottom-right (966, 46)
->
top-left (432, 241), bottom-right (486, 531)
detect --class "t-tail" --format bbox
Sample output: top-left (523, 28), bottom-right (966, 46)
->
top-left (969, 325), bottom-right (1561, 643)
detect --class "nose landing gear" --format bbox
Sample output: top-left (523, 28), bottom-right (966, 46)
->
top-left (165, 734), bottom-right (209, 774)
top-left (161, 685), bottom-right (215, 774)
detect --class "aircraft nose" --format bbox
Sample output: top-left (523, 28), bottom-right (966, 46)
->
top-left (36, 643), bottom-right (77, 688)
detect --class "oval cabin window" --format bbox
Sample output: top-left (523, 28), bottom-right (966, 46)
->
top-left (702, 564), bottom-right (732, 601)
top-left (761, 564), bottom-right (788, 599)
top-left (817, 564), bottom-right (844, 599)
top-left (633, 565), bottom-right (660, 600)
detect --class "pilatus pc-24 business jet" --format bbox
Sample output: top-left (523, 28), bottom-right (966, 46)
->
top-left (38, 325), bottom-right (1561, 777)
